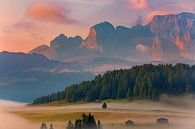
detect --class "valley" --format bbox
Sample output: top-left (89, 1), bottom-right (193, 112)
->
top-left (1, 1), bottom-right (195, 129)
top-left (8, 99), bottom-right (195, 129)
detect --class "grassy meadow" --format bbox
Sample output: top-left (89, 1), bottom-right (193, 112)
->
top-left (9, 99), bottom-right (195, 129)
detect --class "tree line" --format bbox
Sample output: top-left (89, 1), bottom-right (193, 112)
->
top-left (33, 64), bottom-right (195, 104)
top-left (40, 113), bottom-right (102, 129)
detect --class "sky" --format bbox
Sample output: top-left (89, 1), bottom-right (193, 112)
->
top-left (0, 0), bottom-right (195, 52)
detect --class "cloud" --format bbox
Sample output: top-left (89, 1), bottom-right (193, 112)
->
top-left (146, 10), bottom-right (171, 22)
top-left (152, 36), bottom-right (163, 61)
top-left (128, 0), bottom-right (150, 9)
top-left (26, 1), bottom-right (76, 24)
top-left (11, 21), bottom-right (45, 42)
top-left (136, 44), bottom-right (150, 53)
top-left (65, 0), bottom-right (112, 7)
top-left (13, 21), bottom-right (37, 31)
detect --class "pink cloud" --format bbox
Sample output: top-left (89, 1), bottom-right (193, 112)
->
top-left (26, 1), bottom-right (76, 24)
top-left (136, 44), bottom-right (150, 53)
top-left (146, 10), bottom-right (171, 22)
top-left (13, 21), bottom-right (37, 31)
top-left (128, 0), bottom-right (150, 9)
top-left (152, 36), bottom-right (163, 61)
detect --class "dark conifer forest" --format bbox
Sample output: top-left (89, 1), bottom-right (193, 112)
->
top-left (33, 64), bottom-right (195, 104)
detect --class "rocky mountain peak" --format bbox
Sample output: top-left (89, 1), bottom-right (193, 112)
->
top-left (81, 28), bottom-right (101, 50)
top-left (50, 34), bottom-right (68, 49)
top-left (29, 12), bottom-right (195, 62)
top-left (147, 12), bottom-right (195, 37)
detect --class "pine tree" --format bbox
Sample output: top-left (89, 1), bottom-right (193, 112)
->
top-left (97, 120), bottom-right (102, 129)
top-left (126, 88), bottom-right (132, 99)
top-left (102, 102), bottom-right (107, 109)
top-left (49, 124), bottom-right (54, 129)
top-left (66, 121), bottom-right (74, 129)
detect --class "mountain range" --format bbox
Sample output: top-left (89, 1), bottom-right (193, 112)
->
top-left (1, 12), bottom-right (195, 102)
top-left (30, 12), bottom-right (195, 63)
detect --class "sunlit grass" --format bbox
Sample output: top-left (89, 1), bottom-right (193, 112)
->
top-left (12, 109), bottom-right (182, 123)
top-left (31, 99), bottom-right (154, 107)
top-left (11, 101), bottom-right (195, 129)
top-left (32, 100), bottom-right (90, 107)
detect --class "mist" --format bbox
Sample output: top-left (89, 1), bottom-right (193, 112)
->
top-left (1, 95), bottom-right (195, 129)
top-left (0, 99), bottom-right (38, 129)
top-left (158, 94), bottom-right (195, 129)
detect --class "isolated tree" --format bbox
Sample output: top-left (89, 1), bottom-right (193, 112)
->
top-left (102, 102), bottom-right (107, 109)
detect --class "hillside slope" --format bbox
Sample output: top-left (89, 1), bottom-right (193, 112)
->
top-left (33, 63), bottom-right (195, 104)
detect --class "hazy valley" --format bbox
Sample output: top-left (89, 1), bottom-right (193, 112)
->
top-left (1, 3), bottom-right (195, 128)
top-left (2, 95), bottom-right (195, 129)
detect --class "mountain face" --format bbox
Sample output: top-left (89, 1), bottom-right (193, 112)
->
top-left (81, 21), bottom-right (154, 59)
top-left (146, 12), bottom-right (195, 61)
top-left (29, 12), bottom-right (195, 63)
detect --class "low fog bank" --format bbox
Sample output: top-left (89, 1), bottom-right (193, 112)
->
top-left (160, 94), bottom-right (195, 108)
top-left (158, 94), bottom-right (195, 129)
top-left (59, 94), bottom-right (195, 112)
top-left (1, 95), bottom-right (195, 129)
top-left (0, 99), bottom-right (26, 111)
top-left (0, 99), bottom-right (38, 129)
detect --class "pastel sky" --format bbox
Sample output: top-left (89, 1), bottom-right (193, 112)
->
top-left (0, 0), bottom-right (195, 52)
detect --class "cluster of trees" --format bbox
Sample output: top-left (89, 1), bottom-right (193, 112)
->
top-left (66, 113), bottom-right (102, 129)
top-left (39, 113), bottom-right (101, 129)
top-left (33, 64), bottom-right (195, 104)
top-left (40, 123), bottom-right (54, 129)
top-left (35, 91), bottom-right (65, 104)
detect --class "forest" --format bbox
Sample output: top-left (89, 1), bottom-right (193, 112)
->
top-left (33, 64), bottom-right (195, 104)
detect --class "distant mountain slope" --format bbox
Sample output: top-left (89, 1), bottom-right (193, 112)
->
top-left (28, 45), bottom-right (52, 58)
top-left (69, 56), bottom-right (142, 74)
top-left (33, 64), bottom-right (195, 104)
top-left (0, 71), bottom-right (93, 102)
top-left (29, 12), bottom-right (195, 62)
top-left (0, 51), bottom-right (64, 73)
top-left (0, 52), bottom-right (93, 102)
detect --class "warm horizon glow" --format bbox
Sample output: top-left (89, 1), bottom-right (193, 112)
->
top-left (128, 0), bottom-right (150, 10)
top-left (0, 0), bottom-right (195, 52)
